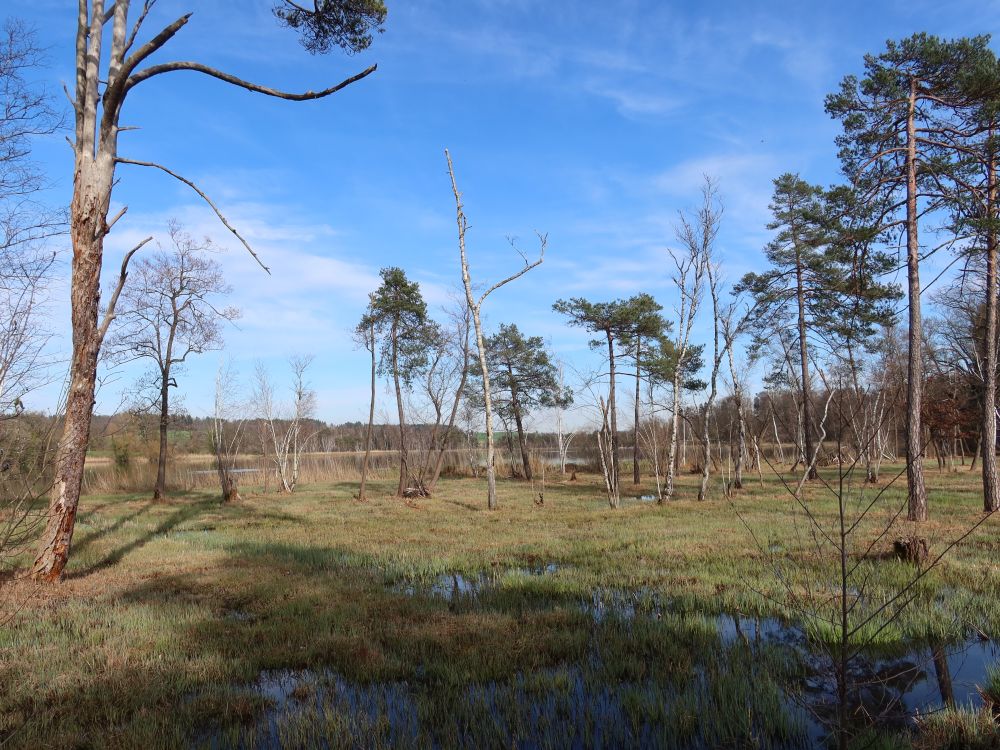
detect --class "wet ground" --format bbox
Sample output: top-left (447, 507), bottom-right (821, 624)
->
top-left (200, 564), bottom-right (998, 748)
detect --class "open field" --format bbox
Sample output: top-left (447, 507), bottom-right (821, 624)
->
top-left (2, 463), bottom-right (1000, 748)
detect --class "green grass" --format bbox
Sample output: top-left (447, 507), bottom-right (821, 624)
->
top-left (1, 462), bottom-right (998, 747)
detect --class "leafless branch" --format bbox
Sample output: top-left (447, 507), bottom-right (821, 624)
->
top-left (116, 157), bottom-right (270, 273)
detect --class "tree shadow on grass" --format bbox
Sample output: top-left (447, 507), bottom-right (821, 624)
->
top-left (66, 501), bottom-right (218, 578)
top-left (68, 495), bottom-right (307, 580)
top-left (70, 499), bottom-right (156, 558)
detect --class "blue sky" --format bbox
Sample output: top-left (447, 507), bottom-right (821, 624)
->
top-left (11, 0), bottom-right (1000, 426)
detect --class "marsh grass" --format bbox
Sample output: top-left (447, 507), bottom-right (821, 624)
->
top-left (0, 462), bottom-right (997, 747)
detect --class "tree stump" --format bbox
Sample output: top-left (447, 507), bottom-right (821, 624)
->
top-left (893, 537), bottom-right (929, 564)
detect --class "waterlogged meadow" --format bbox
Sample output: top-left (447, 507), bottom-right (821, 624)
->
top-left (2, 464), bottom-right (1000, 748)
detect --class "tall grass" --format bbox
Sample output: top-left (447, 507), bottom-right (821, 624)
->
top-left (80, 448), bottom-right (608, 496)
top-left (82, 452), bottom-right (402, 495)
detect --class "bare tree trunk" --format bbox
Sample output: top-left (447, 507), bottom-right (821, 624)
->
top-left (983, 144), bottom-right (999, 512)
top-left (471, 305), bottom-right (498, 507)
top-left (597, 397), bottom-right (620, 508)
top-left (508, 365), bottom-right (532, 480)
top-left (606, 331), bottom-right (621, 498)
top-left (513, 407), bottom-right (531, 480)
top-left (32, 154), bottom-right (114, 580)
top-left (665, 389), bottom-right (681, 500)
top-left (358, 330), bottom-right (375, 502)
top-left (664, 196), bottom-right (707, 500)
top-left (905, 79), bottom-right (927, 522)
top-left (633, 338), bottom-right (641, 485)
top-left (699, 251), bottom-right (725, 502)
top-left (771, 406), bottom-right (785, 463)
top-left (795, 245), bottom-right (817, 480)
top-left (216, 457), bottom-right (240, 504)
top-left (502, 422), bottom-right (518, 477)
top-left (391, 322), bottom-right (408, 497)
top-left (556, 364), bottom-right (569, 476)
top-left (32, 3), bottom-right (121, 582)
top-left (698, 401), bottom-right (713, 501)
top-left (734, 399), bottom-right (746, 490)
top-left (154, 374), bottom-right (169, 501)
top-left (726, 343), bottom-right (746, 491)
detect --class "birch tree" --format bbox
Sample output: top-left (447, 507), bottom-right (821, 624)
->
top-left (212, 362), bottom-right (245, 504)
top-left (253, 356), bottom-right (316, 494)
top-left (446, 149), bottom-right (544, 510)
top-left (33, 0), bottom-right (386, 581)
top-left (554, 364), bottom-right (576, 476)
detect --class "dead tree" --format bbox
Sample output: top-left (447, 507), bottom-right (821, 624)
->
top-left (664, 220), bottom-right (707, 499)
top-left (32, 1), bottom-right (383, 581)
top-left (446, 149), bottom-right (544, 510)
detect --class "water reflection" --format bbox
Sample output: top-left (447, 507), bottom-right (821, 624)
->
top-left (206, 630), bottom-right (996, 749)
top-left (392, 563), bottom-right (561, 601)
top-left (202, 571), bottom-right (998, 748)
top-left (390, 573), bottom-right (998, 742)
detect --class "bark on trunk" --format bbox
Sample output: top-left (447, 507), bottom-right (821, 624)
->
top-left (732, 392), bottom-right (746, 491)
top-left (358, 327), bottom-right (376, 501)
top-left (391, 321), bottom-right (408, 497)
top-left (905, 79), bottom-right (928, 522)
top-left (217, 463), bottom-right (240, 504)
top-left (32, 154), bottom-right (114, 580)
top-left (795, 244), bottom-right (817, 480)
top-left (664, 366), bottom-right (683, 501)
top-left (727, 344), bottom-right (746, 492)
top-left (154, 375), bottom-right (169, 501)
top-left (508, 363), bottom-right (532, 481)
top-left (606, 331), bottom-right (619, 496)
top-left (473, 306), bottom-right (498, 509)
top-left (633, 338), bottom-right (641, 485)
top-left (698, 402), bottom-right (712, 501)
top-left (983, 145), bottom-right (999, 512)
